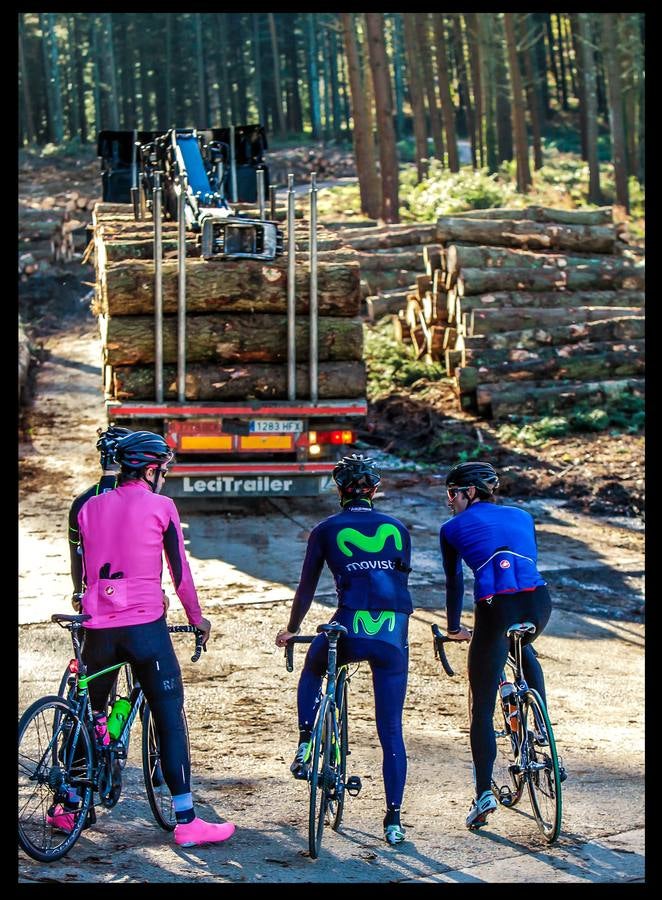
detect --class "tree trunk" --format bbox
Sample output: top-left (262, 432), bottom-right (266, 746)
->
top-left (464, 13), bottom-right (484, 168)
top-left (341, 13), bottom-right (381, 220)
top-left (543, 14), bottom-right (563, 109)
top-left (268, 13), bottom-right (286, 136)
top-left (494, 13), bottom-right (513, 162)
top-left (436, 217), bottom-right (618, 253)
top-left (98, 258), bottom-right (361, 317)
top-left (476, 377), bottom-right (644, 419)
top-left (390, 14), bottom-right (406, 141)
top-left (456, 264), bottom-right (644, 296)
top-left (451, 14), bottom-right (476, 167)
top-left (101, 313), bottom-right (363, 366)
top-left (601, 15), bottom-right (629, 212)
top-left (504, 13), bottom-right (531, 192)
top-left (445, 205), bottom-right (614, 224)
top-left (478, 14), bottom-right (498, 173)
top-left (40, 13), bottom-right (64, 144)
top-left (304, 14), bottom-right (321, 139)
top-left (111, 360), bottom-right (367, 401)
top-left (462, 340), bottom-right (644, 384)
top-left (342, 223), bottom-right (438, 249)
top-left (451, 291), bottom-right (644, 322)
top-left (102, 14), bottom-right (120, 130)
top-left (432, 15), bottom-right (460, 172)
top-left (531, 14), bottom-right (551, 119)
top-left (415, 13), bottom-right (445, 162)
top-left (466, 315), bottom-right (645, 353)
top-left (364, 13), bottom-right (399, 223)
top-left (577, 14), bottom-right (601, 203)
top-left (469, 307), bottom-right (643, 338)
top-left (402, 13), bottom-right (429, 181)
top-left (19, 15), bottom-right (37, 144)
top-left (520, 15), bottom-right (543, 170)
top-left (445, 243), bottom-right (642, 278)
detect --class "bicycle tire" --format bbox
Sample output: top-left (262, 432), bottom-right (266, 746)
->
top-left (19, 695), bottom-right (94, 862)
top-left (330, 670), bottom-right (348, 832)
top-left (308, 696), bottom-right (330, 858)
top-left (523, 689), bottom-right (562, 843)
top-left (141, 702), bottom-right (176, 831)
top-left (491, 684), bottom-right (525, 808)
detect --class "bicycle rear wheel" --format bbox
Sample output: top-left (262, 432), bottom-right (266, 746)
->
top-left (308, 696), bottom-right (331, 858)
top-left (523, 689), bottom-right (562, 843)
top-left (141, 702), bottom-right (176, 831)
top-left (330, 670), bottom-right (348, 832)
top-left (19, 695), bottom-right (94, 862)
top-left (491, 686), bottom-right (525, 808)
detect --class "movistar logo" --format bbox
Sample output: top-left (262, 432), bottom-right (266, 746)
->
top-left (353, 610), bottom-right (396, 636)
top-left (337, 524), bottom-right (402, 557)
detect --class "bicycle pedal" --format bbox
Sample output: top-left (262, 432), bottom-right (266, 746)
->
top-left (345, 775), bottom-right (362, 796)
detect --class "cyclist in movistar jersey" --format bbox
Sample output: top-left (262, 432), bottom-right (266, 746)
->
top-left (68, 426), bottom-right (132, 610)
top-left (64, 430), bottom-right (236, 848)
top-left (439, 461), bottom-right (561, 830)
top-left (275, 454), bottom-right (413, 846)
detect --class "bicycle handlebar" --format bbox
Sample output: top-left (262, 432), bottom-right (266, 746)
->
top-left (284, 635), bottom-right (315, 673)
top-left (431, 624), bottom-right (456, 677)
top-left (168, 624), bottom-right (206, 663)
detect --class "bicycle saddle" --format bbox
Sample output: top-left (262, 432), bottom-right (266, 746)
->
top-left (506, 622), bottom-right (536, 638)
top-left (317, 622), bottom-right (348, 637)
top-left (51, 613), bottom-right (92, 625)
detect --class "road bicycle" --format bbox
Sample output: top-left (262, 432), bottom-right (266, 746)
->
top-left (431, 621), bottom-right (563, 843)
top-left (285, 623), bottom-right (362, 859)
top-left (18, 612), bottom-right (204, 862)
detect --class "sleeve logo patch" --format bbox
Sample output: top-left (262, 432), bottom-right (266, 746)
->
top-left (499, 559), bottom-right (511, 569)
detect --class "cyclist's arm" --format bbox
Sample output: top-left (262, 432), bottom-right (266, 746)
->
top-left (162, 503), bottom-right (204, 627)
top-left (286, 526), bottom-right (325, 634)
top-left (69, 496), bottom-right (84, 592)
top-left (440, 528), bottom-right (464, 632)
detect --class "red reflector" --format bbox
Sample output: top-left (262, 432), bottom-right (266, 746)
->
top-left (68, 659), bottom-right (79, 674)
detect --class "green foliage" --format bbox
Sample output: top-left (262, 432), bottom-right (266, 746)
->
top-left (400, 160), bottom-right (518, 221)
top-left (363, 319), bottom-right (445, 401)
top-left (497, 394), bottom-right (645, 448)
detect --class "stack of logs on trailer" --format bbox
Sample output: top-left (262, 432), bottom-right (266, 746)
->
top-left (91, 202), bottom-right (367, 402)
top-left (386, 205), bottom-right (644, 420)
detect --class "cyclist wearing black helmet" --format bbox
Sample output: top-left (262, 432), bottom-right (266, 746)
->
top-left (72, 430), bottom-right (235, 848)
top-left (68, 426), bottom-right (132, 610)
top-left (275, 454), bottom-right (413, 845)
top-left (439, 460), bottom-right (557, 830)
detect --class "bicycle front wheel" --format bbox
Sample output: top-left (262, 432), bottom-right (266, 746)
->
top-left (142, 702), bottom-right (176, 831)
top-left (19, 695), bottom-right (94, 862)
top-left (491, 687), bottom-right (525, 809)
top-left (308, 696), bottom-right (331, 858)
top-left (523, 689), bottom-right (562, 843)
top-left (330, 670), bottom-right (348, 831)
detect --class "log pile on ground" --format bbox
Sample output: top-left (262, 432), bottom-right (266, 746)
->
top-left (19, 194), bottom-right (94, 277)
top-left (93, 203), bottom-right (366, 401)
top-left (386, 205), bottom-right (644, 419)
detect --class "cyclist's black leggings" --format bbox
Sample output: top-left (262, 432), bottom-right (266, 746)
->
top-left (82, 615), bottom-right (191, 797)
top-left (468, 585), bottom-right (552, 796)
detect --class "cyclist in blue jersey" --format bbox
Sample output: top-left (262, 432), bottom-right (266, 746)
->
top-left (275, 454), bottom-right (413, 846)
top-left (69, 426), bottom-right (132, 610)
top-left (439, 461), bottom-right (562, 830)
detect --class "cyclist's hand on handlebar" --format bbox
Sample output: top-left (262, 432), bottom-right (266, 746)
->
top-left (275, 628), bottom-right (297, 648)
top-left (195, 616), bottom-right (212, 647)
top-left (162, 590), bottom-right (170, 616)
top-left (71, 592), bottom-right (83, 613)
top-left (446, 624), bottom-right (472, 642)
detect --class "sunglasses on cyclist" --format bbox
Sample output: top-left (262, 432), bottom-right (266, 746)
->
top-left (446, 487), bottom-right (470, 500)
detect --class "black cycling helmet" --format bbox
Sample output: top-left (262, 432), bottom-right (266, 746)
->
top-left (114, 431), bottom-right (174, 472)
top-left (332, 453), bottom-right (381, 498)
top-left (446, 461), bottom-right (499, 498)
top-left (96, 426), bottom-right (132, 470)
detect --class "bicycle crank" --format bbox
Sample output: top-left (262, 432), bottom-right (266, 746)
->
top-left (98, 756), bottom-right (122, 808)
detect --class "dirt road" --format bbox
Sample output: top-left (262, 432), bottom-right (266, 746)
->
top-left (18, 311), bottom-right (645, 883)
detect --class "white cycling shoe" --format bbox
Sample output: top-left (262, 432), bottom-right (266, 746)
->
top-left (466, 790), bottom-right (497, 830)
top-left (384, 823), bottom-right (406, 845)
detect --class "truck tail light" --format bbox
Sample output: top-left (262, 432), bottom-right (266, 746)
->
top-left (298, 430), bottom-right (356, 448)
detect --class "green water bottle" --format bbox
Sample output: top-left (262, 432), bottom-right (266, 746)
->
top-left (107, 697), bottom-right (131, 740)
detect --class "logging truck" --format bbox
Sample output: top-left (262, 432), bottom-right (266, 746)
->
top-left (93, 127), bottom-right (367, 498)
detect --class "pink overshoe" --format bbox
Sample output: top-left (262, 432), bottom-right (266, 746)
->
top-left (47, 804), bottom-right (76, 834)
top-left (173, 817), bottom-right (236, 847)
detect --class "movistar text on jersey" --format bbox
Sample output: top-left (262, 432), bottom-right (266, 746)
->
top-left (345, 559), bottom-right (397, 572)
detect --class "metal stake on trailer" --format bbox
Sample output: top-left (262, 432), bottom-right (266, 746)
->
top-left (153, 167), bottom-right (164, 403)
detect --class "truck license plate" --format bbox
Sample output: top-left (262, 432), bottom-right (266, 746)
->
top-left (249, 419), bottom-right (303, 434)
